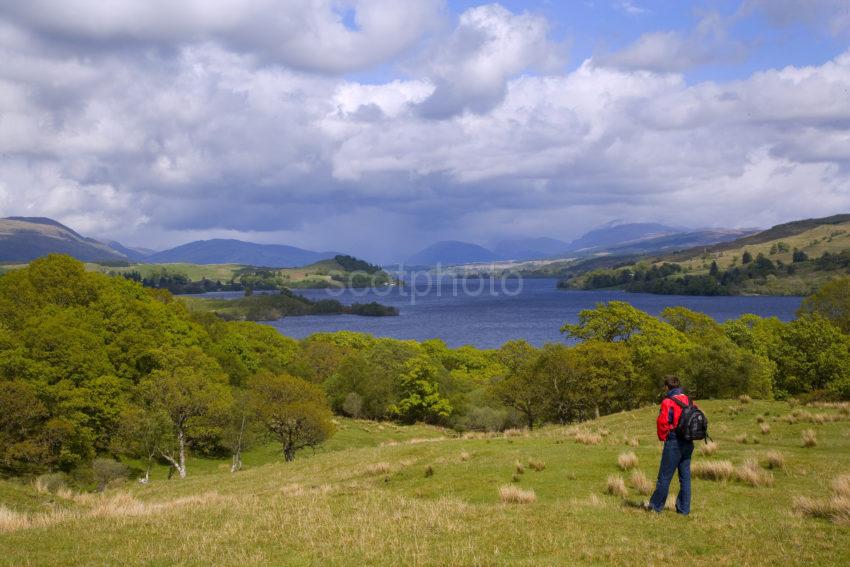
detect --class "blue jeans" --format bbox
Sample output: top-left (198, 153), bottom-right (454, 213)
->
top-left (649, 435), bottom-right (694, 514)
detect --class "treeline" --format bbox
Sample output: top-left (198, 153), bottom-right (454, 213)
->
top-left (569, 247), bottom-right (846, 295)
top-left (1, 255), bottom-right (849, 486)
top-left (190, 293), bottom-right (399, 321)
top-left (117, 267), bottom-right (282, 294)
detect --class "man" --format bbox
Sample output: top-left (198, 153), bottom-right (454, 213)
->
top-left (647, 375), bottom-right (693, 515)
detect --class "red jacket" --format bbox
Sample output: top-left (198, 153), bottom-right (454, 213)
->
top-left (657, 389), bottom-right (689, 441)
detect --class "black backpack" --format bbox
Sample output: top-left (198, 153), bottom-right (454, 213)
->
top-left (669, 395), bottom-right (710, 442)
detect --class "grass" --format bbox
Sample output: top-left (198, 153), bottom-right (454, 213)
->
top-left (499, 485), bottom-right (536, 504)
top-left (2, 400), bottom-right (850, 566)
top-left (617, 452), bottom-right (639, 471)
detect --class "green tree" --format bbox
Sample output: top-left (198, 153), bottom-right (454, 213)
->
top-left (742, 250), bottom-right (753, 264)
top-left (772, 314), bottom-right (850, 398)
top-left (139, 347), bottom-right (233, 478)
top-left (491, 341), bottom-right (545, 429)
top-left (389, 356), bottom-right (453, 424)
top-left (248, 372), bottom-right (335, 461)
top-left (798, 277), bottom-right (850, 334)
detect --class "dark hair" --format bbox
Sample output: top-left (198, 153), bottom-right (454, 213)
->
top-left (663, 375), bottom-right (681, 389)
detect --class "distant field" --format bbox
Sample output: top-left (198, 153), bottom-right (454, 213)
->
top-left (2, 401), bottom-right (848, 566)
top-left (95, 262), bottom-right (245, 281)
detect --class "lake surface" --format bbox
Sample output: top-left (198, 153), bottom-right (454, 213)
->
top-left (216, 278), bottom-right (802, 349)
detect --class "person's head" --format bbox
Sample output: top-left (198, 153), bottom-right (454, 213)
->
top-left (663, 375), bottom-right (681, 391)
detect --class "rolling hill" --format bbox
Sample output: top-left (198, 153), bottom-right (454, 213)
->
top-left (0, 217), bottom-right (126, 263)
top-left (145, 239), bottom-right (340, 268)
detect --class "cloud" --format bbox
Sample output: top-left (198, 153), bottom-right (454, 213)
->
top-left (1, 0), bottom-right (445, 73)
top-left (0, 2), bottom-right (849, 262)
top-left (593, 12), bottom-right (747, 72)
top-left (415, 4), bottom-right (566, 118)
top-left (743, 0), bottom-right (850, 36)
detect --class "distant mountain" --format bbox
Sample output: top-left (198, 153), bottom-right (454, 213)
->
top-left (146, 239), bottom-right (339, 267)
top-left (594, 228), bottom-right (757, 256)
top-left (0, 217), bottom-right (126, 263)
top-left (108, 241), bottom-right (154, 262)
top-left (565, 223), bottom-right (682, 253)
top-left (492, 237), bottom-right (570, 261)
top-left (406, 241), bottom-right (498, 266)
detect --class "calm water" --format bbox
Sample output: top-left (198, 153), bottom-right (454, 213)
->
top-left (209, 278), bottom-right (802, 349)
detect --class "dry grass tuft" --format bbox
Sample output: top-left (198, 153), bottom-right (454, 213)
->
top-left (617, 452), bottom-right (639, 471)
top-left (692, 460), bottom-right (735, 481)
top-left (499, 485), bottom-right (536, 504)
top-left (764, 451), bottom-right (786, 470)
top-left (514, 460), bottom-right (525, 474)
top-left (0, 507), bottom-right (30, 532)
top-left (760, 423), bottom-right (771, 435)
top-left (605, 475), bottom-right (628, 498)
top-left (698, 441), bottom-right (719, 456)
top-left (459, 451), bottom-right (471, 462)
top-left (366, 462), bottom-right (392, 475)
top-left (502, 428), bottom-right (527, 438)
top-left (739, 394), bottom-right (753, 404)
top-left (756, 415), bottom-right (766, 423)
top-left (630, 470), bottom-right (654, 496)
top-left (832, 474), bottom-right (850, 498)
top-left (735, 433), bottom-right (749, 444)
top-left (802, 429), bottom-right (818, 448)
top-left (511, 473), bottom-right (522, 483)
top-left (627, 437), bottom-right (640, 447)
top-left (793, 496), bottom-right (850, 525)
top-left (528, 458), bottom-right (546, 472)
top-left (424, 465), bottom-right (434, 478)
top-left (735, 459), bottom-right (775, 487)
top-left (574, 431), bottom-right (602, 445)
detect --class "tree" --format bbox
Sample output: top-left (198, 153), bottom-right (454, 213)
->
top-left (139, 347), bottom-right (233, 478)
top-left (491, 341), bottom-right (546, 429)
top-left (772, 314), bottom-right (850, 398)
top-left (798, 277), bottom-right (850, 334)
top-left (680, 337), bottom-right (775, 399)
top-left (249, 372), bottom-right (334, 461)
top-left (709, 261), bottom-right (719, 277)
top-left (742, 250), bottom-right (753, 264)
top-left (388, 356), bottom-right (453, 424)
top-left (114, 405), bottom-right (171, 483)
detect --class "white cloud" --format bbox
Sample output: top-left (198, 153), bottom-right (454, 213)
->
top-left (0, 2), bottom-right (849, 261)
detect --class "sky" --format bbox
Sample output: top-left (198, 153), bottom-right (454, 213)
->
top-left (1, 0), bottom-right (849, 263)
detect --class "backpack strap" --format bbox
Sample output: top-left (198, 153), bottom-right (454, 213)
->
top-left (667, 394), bottom-right (691, 410)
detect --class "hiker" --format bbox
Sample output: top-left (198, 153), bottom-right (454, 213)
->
top-left (647, 375), bottom-right (693, 514)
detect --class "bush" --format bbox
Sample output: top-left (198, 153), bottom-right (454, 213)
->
top-left (92, 458), bottom-right (130, 491)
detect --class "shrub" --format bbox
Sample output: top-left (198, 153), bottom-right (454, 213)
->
top-left (802, 429), bottom-right (818, 448)
top-left (735, 460), bottom-right (774, 487)
top-left (764, 451), bottom-right (785, 470)
top-left (630, 470), bottom-right (653, 496)
top-left (34, 473), bottom-right (67, 494)
top-left (606, 475), bottom-right (628, 498)
top-left (698, 441), bottom-right (719, 456)
top-left (92, 458), bottom-right (130, 491)
top-left (528, 458), bottom-right (545, 472)
top-left (617, 452), bottom-right (638, 471)
top-left (499, 485), bottom-right (536, 504)
top-left (760, 423), bottom-right (771, 435)
top-left (692, 460), bottom-right (735, 481)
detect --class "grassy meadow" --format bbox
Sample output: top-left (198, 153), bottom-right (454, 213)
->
top-left (2, 400), bottom-right (848, 566)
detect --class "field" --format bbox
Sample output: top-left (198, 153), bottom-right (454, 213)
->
top-left (1, 400), bottom-right (848, 566)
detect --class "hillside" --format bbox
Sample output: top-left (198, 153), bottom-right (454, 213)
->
top-left (146, 238), bottom-right (339, 267)
top-left (0, 217), bottom-right (126, 263)
top-left (2, 402), bottom-right (848, 566)
top-left (562, 215), bottom-right (850, 296)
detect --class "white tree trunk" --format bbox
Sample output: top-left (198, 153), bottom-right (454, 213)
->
top-left (161, 427), bottom-right (187, 479)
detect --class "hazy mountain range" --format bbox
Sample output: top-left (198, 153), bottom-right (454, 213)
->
top-left (1, 216), bottom-right (755, 268)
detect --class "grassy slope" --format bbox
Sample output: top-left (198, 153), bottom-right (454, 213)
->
top-left (566, 220), bottom-right (850, 295)
top-left (2, 401), bottom-right (848, 566)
